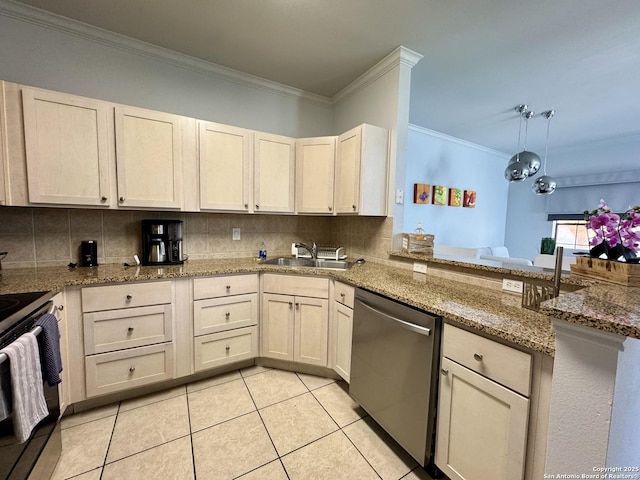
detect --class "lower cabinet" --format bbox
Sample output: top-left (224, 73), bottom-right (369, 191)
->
top-left (330, 282), bottom-right (355, 382)
top-left (194, 326), bottom-right (258, 371)
top-left (261, 274), bottom-right (330, 367)
top-left (436, 324), bottom-right (532, 480)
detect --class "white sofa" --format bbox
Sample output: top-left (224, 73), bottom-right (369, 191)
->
top-left (434, 245), bottom-right (534, 266)
top-left (533, 253), bottom-right (577, 271)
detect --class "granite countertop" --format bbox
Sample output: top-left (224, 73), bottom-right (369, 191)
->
top-left (540, 284), bottom-right (640, 339)
top-left (0, 258), bottom-right (555, 355)
top-left (390, 251), bottom-right (598, 287)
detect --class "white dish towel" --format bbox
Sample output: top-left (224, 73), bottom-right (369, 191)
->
top-left (0, 332), bottom-right (48, 443)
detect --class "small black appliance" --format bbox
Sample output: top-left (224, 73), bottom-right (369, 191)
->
top-left (141, 220), bottom-right (184, 266)
top-left (81, 240), bottom-right (98, 267)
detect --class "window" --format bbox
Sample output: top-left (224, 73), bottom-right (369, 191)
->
top-left (553, 220), bottom-right (589, 251)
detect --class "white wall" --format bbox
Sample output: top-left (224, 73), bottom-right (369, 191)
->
top-left (504, 135), bottom-right (640, 259)
top-left (0, 11), bottom-right (332, 137)
top-left (403, 125), bottom-right (510, 249)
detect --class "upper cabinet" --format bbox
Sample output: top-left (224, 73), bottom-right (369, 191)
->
top-left (198, 121), bottom-right (251, 212)
top-left (254, 132), bottom-right (295, 213)
top-left (114, 106), bottom-right (184, 209)
top-left (21, 87), bottom-right (111, 207)
top-left (335, 124), bottom-right (389, 216)
top-left (295, 136), bottom-right (336, 214)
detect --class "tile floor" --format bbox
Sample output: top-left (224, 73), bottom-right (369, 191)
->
top-left (51, 366), bottom-right (436, 480)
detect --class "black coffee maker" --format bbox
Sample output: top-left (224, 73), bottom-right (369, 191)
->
top-left (141, 220), bottom-right (184, 266)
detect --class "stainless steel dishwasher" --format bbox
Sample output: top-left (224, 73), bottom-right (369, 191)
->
top-left (350, 288), bottom-right (442, 474)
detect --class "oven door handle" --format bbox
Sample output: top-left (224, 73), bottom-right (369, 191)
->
top-left (355, 299), bottom-right (431, 336)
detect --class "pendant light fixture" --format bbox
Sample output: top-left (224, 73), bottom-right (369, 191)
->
top-left (531, 110), bottom-right (557, 195)
top-left (504, 105), bottom-right (537, 182)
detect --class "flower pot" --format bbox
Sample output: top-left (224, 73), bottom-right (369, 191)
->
top-left (571, 256), bottom-right (640, 286)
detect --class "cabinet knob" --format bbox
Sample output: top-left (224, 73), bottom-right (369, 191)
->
top-left (295, 302), bottom-right (300, 308)
top-left (127, 327), bottom-right (134, 334)
top-left (57, 305), bottom-right (64, 311)
top-left (225, 312), bottom-right (230, 319)
top-left (244, 203), bottom-right (249, 209)
top-left (289, 302), bottom-right (293, 307)
top-left (352, 204), bottom-right (357, 211)
top-left (473, 353), bottom-right (483, 362)
top-left (340, 292), bottom-right (345, 298)
top-left (255, 204), bottom-right (260, 210)
top-left (441, 368), bottom-right (449, 376)
top-left (225, 345), bottom-right (230, 352)
top-left (101, 196), bottom-right (108, 202)
top-left (226, 285), bottom-right (231, 291)
top-left (328, 206), bottom-right (332, 212)
top-left (119, 196), bottom-right (125, 202)
top-left (129, 366), bottom-right (136, 374)
top-left (126, 294), bottom-right (133, 301)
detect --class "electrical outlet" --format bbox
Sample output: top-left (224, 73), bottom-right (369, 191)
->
top-left (502, 278), bottom-right (524, 293)
top-left (413, 262), bottom-right (428, 274)
top-left (395, 189), bottom-right (404, 204)
top-left (232, 228), bottom-right (241, 241)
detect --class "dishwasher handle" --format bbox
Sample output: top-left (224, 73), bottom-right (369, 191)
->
top-left (355, 297), bottom-right (432, 336)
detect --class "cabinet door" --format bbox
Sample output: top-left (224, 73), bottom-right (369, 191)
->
top-left (254, 132), bottom-right (295, 213)
top-left (332, 302), bottom-right (353, 382)
top-left (335, 124), bottom-right (388, 216)
top-left (115, 105), bottom-right (183, 209)
top-left (294, 296), bottom-right (329, 367)
top-left (22, 88), bottom-right (111, 206)
top-left (436, 357), bottom-right (529, 480)
top-left (261, 293), bottom-right (295, 361)
top-left (199, 121), bottom-right (251, 212)
top-left (296, 136), bottom-right (336, 214)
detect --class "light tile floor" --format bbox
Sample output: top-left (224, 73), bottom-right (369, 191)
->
top-left (51, 366), bottom-right (436, 480)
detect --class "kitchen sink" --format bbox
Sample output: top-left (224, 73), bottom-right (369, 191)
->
top-left (262, 257), bottom-right (354, 270)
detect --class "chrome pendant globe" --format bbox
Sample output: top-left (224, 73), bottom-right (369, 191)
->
top-left (509, 150), bottom-right (541, 176)
top-left (531, 175), bottom-right (557, 195)
top-left (504, 158), bottom-right (530, 182)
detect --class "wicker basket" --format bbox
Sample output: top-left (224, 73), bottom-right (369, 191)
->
top-left (402, 233), bottom-right (434, 254)
top-left (570, 256), bottom-right (640, 286)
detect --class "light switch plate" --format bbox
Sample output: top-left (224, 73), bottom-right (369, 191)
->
top-left (413, 262), bottom-right (428, 274)
top-left (232, 228), bottom-right (241, 240)
top-left (395, 189), bottom-right (404, 204)
top-left (502, 278), bottom-right (524, 293)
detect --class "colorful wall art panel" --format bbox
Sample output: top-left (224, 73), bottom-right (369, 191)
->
top-left (432, 185), bottom-right (447, 205)
top-left (463, 190), bottom-right (476, 208)
top-left (413, 183), bottom-right (431, 204)
top-left (448, 188), bottom-right (462, 207)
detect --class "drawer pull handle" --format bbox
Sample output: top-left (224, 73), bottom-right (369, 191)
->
top-left (129, 366), bottom-right (136, 374)
top-left (226, 285), bottom-right (231, 291)
top-left (441, 368), bottom-right (449, 376)
top-left (127, 327), bottom-right (134, 334)
top-left (126, 295), bottom-right (133, 301)
top-left (225, 345), bottom-right (230, 352)
top-left (474, 353), bottom-right (483, 361)
top-left (225, 312), bottom-right (231, 319)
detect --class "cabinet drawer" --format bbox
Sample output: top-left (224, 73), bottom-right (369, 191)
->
top-left (333, 282), bottom-right (355, 308)
top-left (81, 281), bottom-right (172, 312)
top-left (194, 293), bottom-right (257, 336)
top-left (193, 274), bottom-right (258, 300)
top-left (442, 324), bottom-right (532, 397)
top-left (194, 326), bottom-right (258, 372)
top-left (85, 343), bottom-right (174, 398)
top-left (263, 274), bottom-right (329, 298)
top-left (84, 304), bottom-right (173, 355)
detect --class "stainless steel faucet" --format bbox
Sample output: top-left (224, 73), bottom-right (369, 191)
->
top-left (295, 240), bottom-right (318, 259)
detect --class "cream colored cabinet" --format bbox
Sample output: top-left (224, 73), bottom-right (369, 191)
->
top-left (80, 281), bottom-right (175, 398)
top-left (192, 274), bottom-right (259, 372)
top-left (261, 274), bottom-right (329, 367)
top-left (199, 121), bottom-right (251, 212)
top-left (335, 124), bottom-right (388, 216)
top-left (330, 282), bottom-right (354, 382)
top-left (115, 105), bottom-right (184, 209)
top-left (436, 324), bottom-right (531, 480)
top-left (0, 82), bottom-right (9, 205)
top-left (254, 132), bottom-right (295, 213)
top-left (295, 136), bottom-right (336, 214)
top-left (21, 87), bottom-right (112, 207)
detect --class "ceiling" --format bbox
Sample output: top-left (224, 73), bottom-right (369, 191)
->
top-left (11, 0), bottom-right (640, 154)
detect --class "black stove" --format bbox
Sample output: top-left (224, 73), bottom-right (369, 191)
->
top-left (0, 291), bottom-right (53, 344)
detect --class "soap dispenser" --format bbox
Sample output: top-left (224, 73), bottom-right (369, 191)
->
top-left (259, 241), bottom-right (267, 260)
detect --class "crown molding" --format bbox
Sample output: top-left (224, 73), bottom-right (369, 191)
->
top-left (409, 123), bottom-right (510, 159)
top-left (0, 0), bottom-right (333, 106)
top-left (332, 46), bottom-right (423, 104)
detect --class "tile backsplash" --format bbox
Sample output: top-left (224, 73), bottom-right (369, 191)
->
top-left (0, 207), bottom-right (395, 269)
